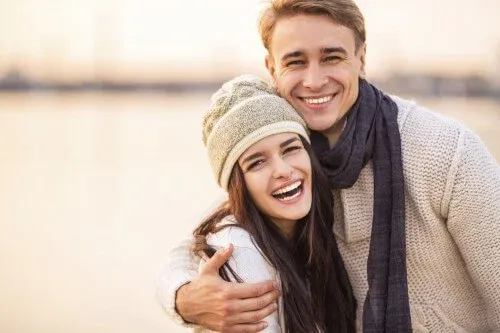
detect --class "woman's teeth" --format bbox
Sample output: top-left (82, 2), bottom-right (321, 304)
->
top-left (272, 181), bottom-right (301, 195)
top-left (276, 189), bottom-right (302, 201)
top-left (272, 181), bottom-right (303, 201)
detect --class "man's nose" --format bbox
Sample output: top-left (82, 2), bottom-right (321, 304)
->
top-left (303, 63), bottom-right (327, 91)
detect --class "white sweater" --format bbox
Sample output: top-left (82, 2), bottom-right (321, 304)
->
top-left (194, 219), bottom-right (284, 333)
top-left (156, 96), bottom-right (500, 332)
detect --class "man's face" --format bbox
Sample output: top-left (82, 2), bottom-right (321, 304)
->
top-left (266, 14), bottom-right (366, 138)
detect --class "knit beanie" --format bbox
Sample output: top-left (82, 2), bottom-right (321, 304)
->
top-left (202, 74), bottom-right (309, 190)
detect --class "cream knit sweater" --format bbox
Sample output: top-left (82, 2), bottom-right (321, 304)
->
top-left (156, 96), bottom-right (500, 332)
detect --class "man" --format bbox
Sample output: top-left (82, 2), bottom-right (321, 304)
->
top-left (156, 0), bottom-right (500, 332)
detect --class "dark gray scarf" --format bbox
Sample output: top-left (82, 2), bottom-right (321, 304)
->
top-left (310, 79), bottom-right (412, 332)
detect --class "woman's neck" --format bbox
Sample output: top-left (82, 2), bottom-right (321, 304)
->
top-left (270, 218), bottom-right (297, 240)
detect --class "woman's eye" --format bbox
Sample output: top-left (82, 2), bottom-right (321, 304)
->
top-left (247, 160), bottom-right (264, 171)
top-left (284, 146), bottom-right (301, 154)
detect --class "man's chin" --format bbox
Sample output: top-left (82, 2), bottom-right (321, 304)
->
top-left (306, 124), bottom-right (333, 133)
top-left (303, 116), bottom-right (336, 132)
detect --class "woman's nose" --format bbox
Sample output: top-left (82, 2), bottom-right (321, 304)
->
top-left (272, 157), bottom-right (293, 179)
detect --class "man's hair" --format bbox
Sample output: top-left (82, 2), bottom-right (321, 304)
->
top-left (259, 0), bottom-right (366, 52)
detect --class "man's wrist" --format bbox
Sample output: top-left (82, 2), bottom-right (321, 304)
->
top-left (175, 282), bottom-right (194, 323)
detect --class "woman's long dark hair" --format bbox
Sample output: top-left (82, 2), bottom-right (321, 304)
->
top-left (193, 137), bottom-right (356, 332)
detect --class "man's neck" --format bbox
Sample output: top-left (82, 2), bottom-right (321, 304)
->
top-left (322, 116), bottom-right (348, 148)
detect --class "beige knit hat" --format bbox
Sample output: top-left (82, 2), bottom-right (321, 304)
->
top-left (202, 74), bottom-right (309, 190)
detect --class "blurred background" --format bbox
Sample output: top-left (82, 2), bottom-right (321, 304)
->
top-left (0, 1), bottom-right (498, 332)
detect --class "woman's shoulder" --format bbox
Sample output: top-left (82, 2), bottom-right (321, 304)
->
top-left (205, 215), bottom-right (257, 249)
top-left (203, 216), bottom-right (277, 284)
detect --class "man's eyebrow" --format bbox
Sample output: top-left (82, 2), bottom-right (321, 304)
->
top-left (280, 137), bottom-right (300, 148)
top-left (322, 46), bottom-right (348, 55)
top-left (281, 51), bottom-right (304, 62)
top-left (241, 152), bottom-right (263, 165)
top-left (281, 47), bottom-right (347, 62)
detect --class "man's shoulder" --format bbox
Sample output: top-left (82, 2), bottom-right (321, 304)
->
top-left (390, 94), bottom-right (465, 132)
top-left (389, 95), bottom-right (469, 173)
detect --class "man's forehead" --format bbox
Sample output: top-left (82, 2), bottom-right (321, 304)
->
top-left (270, 15), bottom-right (356, 57)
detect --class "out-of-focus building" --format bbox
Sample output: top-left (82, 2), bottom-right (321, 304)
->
top-left (0, 0), bottom-right (499, 88)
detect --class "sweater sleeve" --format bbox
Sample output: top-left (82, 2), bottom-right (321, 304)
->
top-left (445, 129), bottom-right (500, 329)
top-left (155, 236), bottom-right (200, 328)
top-left (204, 226), bottom-right (283, 332)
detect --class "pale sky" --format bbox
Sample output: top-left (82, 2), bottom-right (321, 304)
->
top-left (0, 0), bottom-right (499, 81)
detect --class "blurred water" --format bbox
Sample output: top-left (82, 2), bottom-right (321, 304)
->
top-left (0, 92), bottom-right (498, 333)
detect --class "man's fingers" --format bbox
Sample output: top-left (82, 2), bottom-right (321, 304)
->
top-left (221, 321), bottom-right (269, 333)
top-left (201, 244), bottom-right (234, 274)
top-left (226, 301), bottom-right (278, 327)
top-left (229, 289), bottom-right (279, 313)
top-left (228, 280), bottom-right (278, 299)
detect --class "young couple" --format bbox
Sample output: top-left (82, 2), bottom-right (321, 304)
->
top-left (157, 0), bottom-right (500, 332)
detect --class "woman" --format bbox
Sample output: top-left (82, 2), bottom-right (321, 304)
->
top-left (193, 75), bottom-right (356, 332)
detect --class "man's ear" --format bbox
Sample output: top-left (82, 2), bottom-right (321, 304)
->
top-left (265, 54), bottom-right (278, 88)
top-left (358, 43), bottom-right (367, 79)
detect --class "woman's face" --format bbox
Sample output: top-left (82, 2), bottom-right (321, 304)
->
top-left (238, 133), bottom-right (313, 238)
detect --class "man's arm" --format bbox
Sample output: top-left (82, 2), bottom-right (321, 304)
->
top-left (156, 239), bottom-right (280, 332)
top-left (445, 129), bottom-right (500, 329)
top-left (155, 237), bottom-right (200, 327)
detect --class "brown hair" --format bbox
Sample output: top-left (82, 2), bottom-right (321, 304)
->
top-left (193, 137), bottom-right (356, 332)
top-left (259, 0), bottom-right (366, 52)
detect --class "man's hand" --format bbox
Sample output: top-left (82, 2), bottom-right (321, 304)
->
top-left (175, 244), bottom-right (279, 332)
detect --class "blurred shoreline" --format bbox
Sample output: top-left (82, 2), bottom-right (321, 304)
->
top-left (1, 68), bottom-right (499, 100)
top-left (0, 88), bottom-right (498, 333)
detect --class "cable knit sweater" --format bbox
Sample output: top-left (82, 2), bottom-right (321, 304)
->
top-left (156, 96), bottom-right (500, 332)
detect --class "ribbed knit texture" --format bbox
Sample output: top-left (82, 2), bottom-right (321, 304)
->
top-left (202, 74), bottom-right (308, 189)
top-left (157, 96), bottom-right (500, 332)
top-left (332, 96), bottom-right (500, 331)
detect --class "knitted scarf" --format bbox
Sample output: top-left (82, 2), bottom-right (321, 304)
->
top-left (310, 79), bottom-right (412, 332)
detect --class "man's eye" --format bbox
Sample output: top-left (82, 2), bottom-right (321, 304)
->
top-left (324, 56), bottom-right (340, 62)
top-left (286, 60), bottom-right (305, 66)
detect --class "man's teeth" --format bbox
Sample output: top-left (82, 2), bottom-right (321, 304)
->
top-left (303, 95), bottom-right (332, 104)
top-left (272, 181), bottom-right (302, 195)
